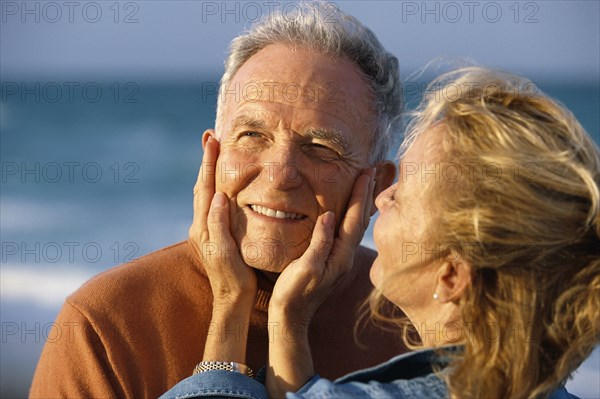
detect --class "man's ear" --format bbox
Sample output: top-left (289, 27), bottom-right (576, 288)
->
top-left (434, 252), bottom-right (472, 304)
top-left (202, 129), bottom-right (217, 150)
top-left (370, 161), bottom-right (397, 216)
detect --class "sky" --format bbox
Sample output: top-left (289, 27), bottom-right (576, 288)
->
top-left (1, 0), bottom-right (599, 81)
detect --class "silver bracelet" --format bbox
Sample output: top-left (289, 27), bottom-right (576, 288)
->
top-left (193, 361), bottom-right (254, 378)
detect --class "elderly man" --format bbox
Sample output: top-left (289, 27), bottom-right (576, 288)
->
top-left (30, 3), bottom-right (404, 397)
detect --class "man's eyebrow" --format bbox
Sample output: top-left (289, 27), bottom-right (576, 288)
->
top-left (231, 114), bottom-right (267, 131)
top-left (304, 127), bottom-right (351, 152)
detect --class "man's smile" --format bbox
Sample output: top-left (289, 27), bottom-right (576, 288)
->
top-left (248, 204), bottom-right (307, 221)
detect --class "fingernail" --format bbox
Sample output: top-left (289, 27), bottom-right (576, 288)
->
top-left (212, 192), bottom-right (226, 207)
top-left (322, 211), bottom-right (335, 229)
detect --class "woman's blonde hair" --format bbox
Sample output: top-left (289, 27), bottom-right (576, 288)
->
top-left (370, 67), bottom-right (600, 398)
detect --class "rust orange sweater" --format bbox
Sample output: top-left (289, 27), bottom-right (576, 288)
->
top-left (30, 241), bottom-right (406, 398)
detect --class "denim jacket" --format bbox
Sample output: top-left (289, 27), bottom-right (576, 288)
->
top-left (160, 347), bottom-right (578, 399)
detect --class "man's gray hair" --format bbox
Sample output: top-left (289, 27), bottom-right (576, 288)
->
top-left (215, 1), bottom-right (402, 164)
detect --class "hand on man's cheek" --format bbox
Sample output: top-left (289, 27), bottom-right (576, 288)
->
top-left (212, 141), bottom-right (357, 273)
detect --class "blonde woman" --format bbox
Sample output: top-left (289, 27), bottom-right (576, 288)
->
top-left (162, 67), bottom-right (599, 399)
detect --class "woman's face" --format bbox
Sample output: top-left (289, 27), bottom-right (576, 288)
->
top-left (370, 128), bottom-right (442, 307)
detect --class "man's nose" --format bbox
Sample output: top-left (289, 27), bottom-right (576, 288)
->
top-left (259, 145), bottom-right (304, 189)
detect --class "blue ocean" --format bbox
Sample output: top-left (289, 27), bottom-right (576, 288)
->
top-left (1, 78), bottom-right (599, 397)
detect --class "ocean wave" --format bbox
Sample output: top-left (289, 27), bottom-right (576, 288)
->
top-left (1, 264), bottom-right (96, 308)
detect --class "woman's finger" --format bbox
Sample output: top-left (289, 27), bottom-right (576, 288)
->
top-left (205, 191), bottom-right (234, 257)
top-left (306, 211), bottom-right (336, 267)
top-left (363, 168), bottom-right (376, 229)
top-left (204, 191), bottom-right (257, 296)
top-left (192, 137), bottom-right (219, 231)
top-left (270, 211), bottom-right (336, 312)
top-left (338, 170), bottom-right (374, 248)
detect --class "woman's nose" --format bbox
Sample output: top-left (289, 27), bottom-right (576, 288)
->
top-left (375, 184), bottom-right (396, 211)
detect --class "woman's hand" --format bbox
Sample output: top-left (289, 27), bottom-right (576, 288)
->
top-left (266, 168), bottom-right (376, 397)
top-left (189, 136), bottom-right (257, 363)
top-left (270, 167), bottom-right (376, 322)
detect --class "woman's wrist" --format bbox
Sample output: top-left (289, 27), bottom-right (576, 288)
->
top-left (212, 287), bottom-right (256, 311)
top-left (211, 297), bottom-right (255, 334)
top-left (269, 300), bottom-right (313, 326)
top-left (267, 308), bottom-right (314, 398)
top-left (203, 310), bottom-right (252, 364)
top-left (202, 294), bottom-right (255, 364)
top-left (268, 307), bottom-right (312, 344)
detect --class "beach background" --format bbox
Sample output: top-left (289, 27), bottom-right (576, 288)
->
top-left (1, 1), bottom-right (599, 397)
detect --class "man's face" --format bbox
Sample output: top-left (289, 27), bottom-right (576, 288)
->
top-left (209, 44), bottom-right (378, 272)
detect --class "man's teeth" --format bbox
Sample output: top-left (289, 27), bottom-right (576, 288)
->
top-left (250, 205), bottom-right (304, 220)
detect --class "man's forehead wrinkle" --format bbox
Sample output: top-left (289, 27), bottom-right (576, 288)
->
top-left (231, 101), bottom-right (354, 133)
top-left (231, 113), bottom-right (267, 131)
top-left (232, 111), bottom-right (350, 147)
top-left (242, 78), bottom-right (351, 109)
top-left (233, 98), bottom-right (366, 135)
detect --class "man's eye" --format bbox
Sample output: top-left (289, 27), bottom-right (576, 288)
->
top-left (242, 131), bottom-right (261, 138)
top-left (308, 142), bottom-right (336, 152)
top-left (305, 143), bottom-right (340, 160)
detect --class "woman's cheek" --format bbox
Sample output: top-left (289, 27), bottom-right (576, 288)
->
top-left (369, 257), bottom-right (384, 289)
